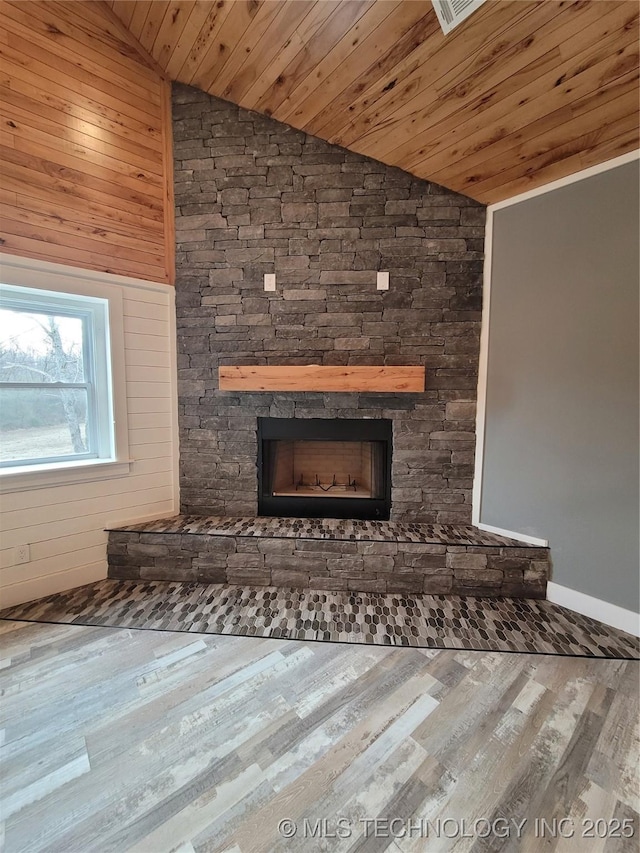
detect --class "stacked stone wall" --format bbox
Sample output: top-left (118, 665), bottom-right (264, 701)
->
top-left (173, 83), bottom-right (486, 523)
top-left (108, 530), bottom-right (549, 597)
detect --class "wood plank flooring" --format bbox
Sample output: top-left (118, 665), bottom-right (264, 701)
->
top-left (1, 619), bottom-right (638, 852)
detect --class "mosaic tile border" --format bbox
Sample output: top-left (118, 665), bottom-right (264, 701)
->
top-left (110, 515), bottom-right (539, 548)
top-left (2, 580), bottom-right (637, 660)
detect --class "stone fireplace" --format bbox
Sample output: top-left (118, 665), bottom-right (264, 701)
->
top-left (258, 417), bottom-right (392, 520)
top-left (105, 85), bottom-right (551, 602)
top-left (173, 83), bottom-right (486, 525)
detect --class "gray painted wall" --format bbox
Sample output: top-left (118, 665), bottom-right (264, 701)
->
top-left (482, 159), bottom-right (639, 612)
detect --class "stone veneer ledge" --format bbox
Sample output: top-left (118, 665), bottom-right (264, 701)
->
top-left (173, 82), bottom-right (486, 524)
top-left (107, 517), bottom-right (549, 598)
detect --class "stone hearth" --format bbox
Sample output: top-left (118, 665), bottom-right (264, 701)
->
top-left (107, 516), bottom-right (549, 598)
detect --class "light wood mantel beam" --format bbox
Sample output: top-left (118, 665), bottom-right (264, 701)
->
top-left (218, 365), bottom-right (425, 393)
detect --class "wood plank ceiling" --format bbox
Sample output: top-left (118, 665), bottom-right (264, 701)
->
top-left (0, 1), bottom-right (174, 282)
top-left (108, 0), bottom-right (638, 203)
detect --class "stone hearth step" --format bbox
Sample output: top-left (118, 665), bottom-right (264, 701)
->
top-left (107, 516), bottom-right (549, 598)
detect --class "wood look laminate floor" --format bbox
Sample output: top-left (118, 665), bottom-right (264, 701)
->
top-left (1, 619), bottom-right (638, 853)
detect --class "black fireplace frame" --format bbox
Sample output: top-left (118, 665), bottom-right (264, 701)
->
top-left (257, 417), bottom-right (392, 520)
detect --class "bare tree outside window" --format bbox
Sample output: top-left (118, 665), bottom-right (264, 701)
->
top-left (0, 283), bottom-right (116, 472)
top-left (0, 310), bottom-right (88, 462)
top-left (39, 316), bottom-right (87, 453)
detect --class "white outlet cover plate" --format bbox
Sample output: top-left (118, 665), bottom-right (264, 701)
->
top-left (377, 271), bottom-right (390, 291)
top-left (264, 273), bottom-right (276, 292)
top-left (16, 544), bottom-right (30, 564)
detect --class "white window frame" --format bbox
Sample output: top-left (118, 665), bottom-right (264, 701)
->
top-left (0, 257), bottom-right (131, 491)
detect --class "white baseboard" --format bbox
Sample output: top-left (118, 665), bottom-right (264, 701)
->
top-left (547, 581), bottom-right (640, 637)
top-left (475, 522), bottom-right (548, 547)
top-left (0, 561), bottom-right (107, 610)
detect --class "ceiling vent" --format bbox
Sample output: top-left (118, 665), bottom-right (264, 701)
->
top-left (432, 0), bottom-right (488, 34)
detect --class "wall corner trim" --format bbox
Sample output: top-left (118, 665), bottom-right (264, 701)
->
top-left (471, 204), bottom-right (492, 526)
top-left (547, 581), bottom-right (640, 638)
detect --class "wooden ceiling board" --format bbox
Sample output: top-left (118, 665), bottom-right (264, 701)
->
top-left (234, 3), bottom-right (341, 108)
top-left (285, 2), bottom-right (540, 146)
top-left (401, 3), bottom-right (638, 170)
top-left (190, 0), bottom-right (268, 90)
top-left (193, 0), bottom-right (284, 94)
top-left (141, 2), bottom-right (174, 52)
top-left (252, 0), bottom-right (378, 116)
top-left (174, 2), bottom-right (234, 84)
top-left (415, 5), bottom-right (623, 182)
top-left (277, 0), bottom-right (428, 127)
top-left (108, 1), bottom-right (137, 30)
top-left (397, 24), bottom-right (632, 171)
top-left (153, 0), bottom-right (211, 80)
top-left (426, 71), bottom-right (636, 189)
top-left (1, 4), bottom-right (163, 109)
top-left (219, 1), bottom-right (317, 103)
top-left (429, 67), bottom-right (639, 201)
top-left (303, 10), bottom-right (442, 138)
top-left (271, 0), bottom-right (404, 123)
top-left (405, 19), bottom-right (639, 184)
top-left (468, 106), bottom-right (640, 202)
top-left (19, 1), bottom-right (162, 85)
top-left (328, 3), bottom-right (565, 156)
top-left (126, 1), bottom-right (154, 42)
top-left (150, 2), bottom-right (198, 71)
top-left (1, 0), bottom-right (174, 282)
top-left (463, 87), bottom-right (638, 188)
top-left (480, 122), bottom-right (639, 203)
top-left (104, 0), bottom-right (639, 203)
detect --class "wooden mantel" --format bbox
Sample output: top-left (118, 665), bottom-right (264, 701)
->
top-left (219, 365), bottom-right (425, 393)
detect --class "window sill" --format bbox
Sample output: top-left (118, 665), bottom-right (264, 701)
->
top-left (0, 458), bottom-right (133, 493)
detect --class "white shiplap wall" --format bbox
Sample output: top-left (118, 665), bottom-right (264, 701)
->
top-left (0, 256), bottom-right (179, 607)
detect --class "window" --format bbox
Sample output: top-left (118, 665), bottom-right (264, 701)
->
top-left (0, 281), bottom-right (124, 479)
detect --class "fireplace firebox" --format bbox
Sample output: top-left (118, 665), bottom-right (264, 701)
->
top-left (258, 418), bottom-right (392, 520)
